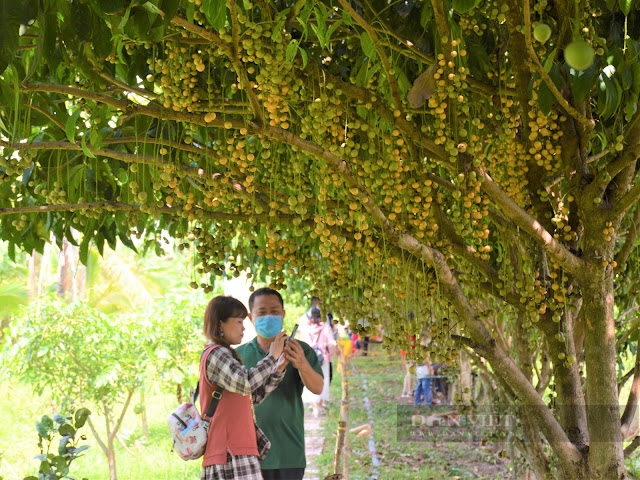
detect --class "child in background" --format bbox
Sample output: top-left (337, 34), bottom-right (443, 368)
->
top-left (414, 357), bottom-right (434, 406)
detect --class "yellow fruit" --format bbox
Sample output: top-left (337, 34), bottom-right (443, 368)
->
top-left (204, 112), bottom-right (217, 123)
top-left (533, 24), bottom-right (552, 44)
top-left (564, 41), bottom-right (594, 71)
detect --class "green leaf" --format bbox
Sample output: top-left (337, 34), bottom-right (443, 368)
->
top-left (536, 66), bottom-right (563, 116)
top-left (621, 64), bottom-right (633, 90)
top-left (202, 0), bottom-right (226, 32)
top-left (39, 461), bottom-right (51, 474)
top-left (92, 15), bottom-right (113, 59)
top-left (66, 109), bottom-right (82, 143)
top-left (141, 1), bottom-right (163, 16)
top-left (598, 72), bottom-right (622, 119)
top-left (297, 1), bottom-right (313, 25)
top-left (81, 134), bottom-right (96, 159)
top-left (299, 48), bottom-right (308, 68)
top-left (159, 0), bottom-right (180, 26)
top-left (619, 0), bottom-right (632, 15)
top-left (360, 32), bottom-right (376, 59)
top-left (74, 408), bottom-right (91, 428)
top-left (285, 40), bottom-right (299, 64)
top-left (420, 3), bottom-right (433, 28)
top-left (0, 0), bottom-right (22, 74)
top-left (570, 65), bottom-right (597, 102)
top-left (325, 20), bottom-right (342, 45)
top-left (310, 23), bottom-right (325, 50)
top-left (270, 9), bottom-right (289, 42)
top-left (543, 48), bottom-right (557, 73)
top-left (58, 423), bottom-right (76, 437)
top-left (36, 415), bottom-right (54, 438)
top-left (452, 0), bottom-right (482, 14)
top-left (313, 7), bottom-right (326, 49)
top-left (42, 11), bottom-right (58, 71)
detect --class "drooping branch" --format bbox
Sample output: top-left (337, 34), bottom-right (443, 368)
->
top-left (23, 101), bottom-right (65, 131)
top-left (0, 201), bottom-right (295, 224)
top-left (97, 71), bottom-right (159, 100)
top-left (522, 0), bottom-right (592, 132)
top-left (337, 0), bottom-right (403, 112)
top-left (21, 83), bottom-right (247, 129)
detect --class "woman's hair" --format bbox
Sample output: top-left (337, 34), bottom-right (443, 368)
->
top-left (203, 296), bottom-right (247, 363)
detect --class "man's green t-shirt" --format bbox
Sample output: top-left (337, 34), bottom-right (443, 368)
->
top-left (236, 337), bottom-right (323, 470)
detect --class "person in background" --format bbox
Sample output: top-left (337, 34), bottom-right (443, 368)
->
top-left (236, 287), bottom-right (324, 480)
top-left (415, 356), bottom-right (435, 406)
top-left (326, 312), bottom-right (336, 384)
top-left (299, 306), bottom-right (336, 417)
top-left (199, 296), bottom-right (287, 480)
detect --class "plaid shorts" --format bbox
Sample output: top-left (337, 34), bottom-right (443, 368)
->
top-left (201, 452), bottom-right (262, 480)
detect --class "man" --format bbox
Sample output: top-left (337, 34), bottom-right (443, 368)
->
top-left (237, 287), bottom-right (324, 480)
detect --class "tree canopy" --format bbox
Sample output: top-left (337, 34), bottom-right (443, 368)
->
top-left (2, 0), bottom-right (640, 478)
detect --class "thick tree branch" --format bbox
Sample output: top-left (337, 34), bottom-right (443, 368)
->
top-left (620, 340), bottom-right (640, 435)
top-left (478, 168), bottom-right (584, 276)
top-left (615, 206), bottom-right (640, 269)
top-left (86, 416), bottom-right (109, 457)
top-left (624, 436), bottom-right (640, 458)
top-left (110, 389), bottom-right (135, 441)
top-left (612, 179), bottom-right (640, 219)
top-left (170, 16), bottom-right (231, 56)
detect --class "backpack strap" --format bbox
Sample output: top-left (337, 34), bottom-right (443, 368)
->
top-left (194, 345), bottom-right (225, 419)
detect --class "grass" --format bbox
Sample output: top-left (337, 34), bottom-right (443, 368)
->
top-left (3, 347), bottom-right (640, 480)
top-left (0, 382), bottom-right (201, 480)
top-left (310, 346), bottom-right (512, 480)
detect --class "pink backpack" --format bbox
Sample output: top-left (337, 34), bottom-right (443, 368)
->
top-left (167, 346), bottom-right (223, 461)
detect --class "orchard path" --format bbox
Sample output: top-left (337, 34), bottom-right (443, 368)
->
top-left (304, 409), bottom-right (326, 480)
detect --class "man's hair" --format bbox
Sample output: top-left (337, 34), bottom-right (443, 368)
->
top-left (248, 287), bottom-right (284, 311)
top-left (310, 296), bottom-right (321, 306)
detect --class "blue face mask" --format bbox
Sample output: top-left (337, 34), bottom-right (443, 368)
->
top-left (254, 315), bottom-right (283, 339)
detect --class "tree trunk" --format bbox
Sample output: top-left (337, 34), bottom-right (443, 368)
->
top-left (57, 237), bottom-right (73, 301)
top-left (581, 267), bottom-right (627, 479)
top-left (38, 241), bottom-right (50, 297)
top-left (107, 440), bottom-right (117, 480)
top-left (459, 350), bottom-right (472, 405)
top-left (538, 312), bottom-right (589, 452)
top-left (28, 249), bottom-right (40, 298)
top-left (140, 390), bottom-right (150, 439)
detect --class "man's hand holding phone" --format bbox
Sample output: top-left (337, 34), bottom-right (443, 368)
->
top-left (276, 324), bottom-right (298, 372)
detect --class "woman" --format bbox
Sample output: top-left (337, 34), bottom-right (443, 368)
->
top-left (199, 296), bottom-right (287, 480)
top-left (300, 306), bottom-right (336, 416)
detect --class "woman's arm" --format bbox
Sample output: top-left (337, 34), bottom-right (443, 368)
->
top-left (252, 367), bottom-right (286, 404)
top-left (205, 347), bottom-right (277, 396)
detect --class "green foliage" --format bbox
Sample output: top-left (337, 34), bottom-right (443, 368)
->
top-left (23, 407), bottom-right (90, 480)
top-left (2, 0), bottom-right (640, 476)
top-left (3, 296), bottom-right (148, 403)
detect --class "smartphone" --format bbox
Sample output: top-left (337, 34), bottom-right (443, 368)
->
top-left (286, 324), bottom-right (299, 344)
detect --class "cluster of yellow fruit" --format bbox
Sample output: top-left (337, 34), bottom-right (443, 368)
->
top-left (0, 150), bottom-right (34, 178)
